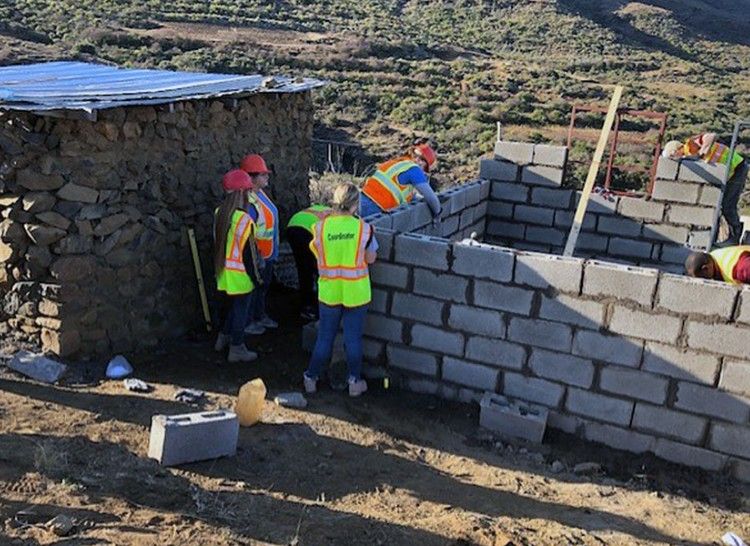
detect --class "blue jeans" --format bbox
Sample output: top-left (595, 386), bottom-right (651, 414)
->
top-left (220, 292), bottom-right (252, 345)
top-left (248, 261), bottom-right (275, 323)
top-left (359, 194), bottom-right (383, 218)
top-left (306, 303), bottom-right (368, 381)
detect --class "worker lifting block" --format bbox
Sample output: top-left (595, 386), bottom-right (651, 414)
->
top-left (148, 410), bottom-right (239, 466)
top-left (479, 392), bottom-right (548, 444)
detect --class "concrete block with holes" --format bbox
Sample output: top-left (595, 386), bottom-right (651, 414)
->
top-left (148, 410), bottom-right (239, 466)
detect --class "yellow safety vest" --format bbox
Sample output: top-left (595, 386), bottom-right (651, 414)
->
top-left (216, 209), bottom-right (256, 295)
top-left (247, 189), bottom-right (276, 259)
top-left (710, 245), bottom-right (750, 284)
top-left (287, 204), bottom-right (333, 234)
top-left (684, 140), bottom-right (745, 179)
top-left (311, 215), bottom-right (372, 307)
top-left (361, 157), bottom-right (418, 211)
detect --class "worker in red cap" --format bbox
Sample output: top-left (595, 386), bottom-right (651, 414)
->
top-left (240, 154), bottom-right (280, 335)
top-left (213, 169), bottom-right (262, 363)
top-left (360, 141), bottom-right (442, 218)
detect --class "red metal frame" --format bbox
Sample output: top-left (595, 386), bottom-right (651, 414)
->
top-left (567, 106), bottom-right (668, 196)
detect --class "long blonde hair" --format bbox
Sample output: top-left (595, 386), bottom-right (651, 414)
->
top-left (332, 183), bottom-right (360, 213)
top-left (214, 190), bottom-right (247, 273)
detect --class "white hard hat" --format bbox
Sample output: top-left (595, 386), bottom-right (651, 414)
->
top-left (662, 140), bottom-right (682, 158)
top-left (106, 355), bottom-right (133, 379)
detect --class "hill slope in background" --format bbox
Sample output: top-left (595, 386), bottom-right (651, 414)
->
top-left (0, 0), bottom-right (749, 185)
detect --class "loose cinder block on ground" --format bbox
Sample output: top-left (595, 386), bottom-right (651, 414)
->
top-left (479, 392), bottom-right (549, 443)
top-left (148, 410), bottom-right (239, 466)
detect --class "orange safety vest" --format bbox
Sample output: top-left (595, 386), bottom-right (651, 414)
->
top-left (684, 138), bottom-right (745, 179)
top-left (710, 245), bottom-right (750, 284)
top-left (247, 189), bottom-right (276, 259)
top-left (361, 156), bottom-right (419, 212)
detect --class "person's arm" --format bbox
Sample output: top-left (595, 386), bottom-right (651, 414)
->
top-left (698, 132), bottom-right (717, 156)
top-left (400, 166), bottom-right (442, 217)
top-left (365, 229), bottom-right (378, 264)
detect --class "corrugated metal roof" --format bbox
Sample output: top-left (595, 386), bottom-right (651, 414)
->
top-left (0, 61), bottom-right (325, 113)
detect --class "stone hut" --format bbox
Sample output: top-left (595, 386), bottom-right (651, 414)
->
top-left (0, 62), bottom-right (322, 357)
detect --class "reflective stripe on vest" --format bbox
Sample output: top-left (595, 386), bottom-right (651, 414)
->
top-left (248, 189), bottom-right (276, 259)
top-left (216, 209), bottom-right (255, 295)
top-left (685, 140), bottom-right (745, 179)
top-left (361, 157), bottom-right (418, 211)
top-left (287, 204), bottom-right (333, 234)
top-left (710, 245), bottom-right (750, 284)
top-left (312, 215), bottom-right (371, 307)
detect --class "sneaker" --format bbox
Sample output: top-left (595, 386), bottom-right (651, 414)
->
top-left (258, 316), bottom-right (278, 329)
top-left (348, 378), bottom-right (368, 397)
top-left (214, 333), bottom-right (230, 352)
top-left (303, 373), bottom-right (317, 394)
top-left (227, 344), bottom-right (258, 363)
top-left (244, 322), bottom-right (266, 335)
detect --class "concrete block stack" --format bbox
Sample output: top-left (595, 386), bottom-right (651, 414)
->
top-left (0, 92), bottom-right (314, 356)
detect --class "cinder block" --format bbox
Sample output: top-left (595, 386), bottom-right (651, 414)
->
top-left (448, 188), bottom-right (468, 215)
top-left (370, 288), bottom-right (390, 314)
top-left (392, 293), bottom-right (445, 326)
top-left (577, 192), bottom-right (619, 215)
top-left (494, 141), bottom-right (534, 164)
top-left (479, 392), bottom-right (548, 443)
top-left (582, 260), bottom-right (658, 306)
top-left (597, 216), bottom-right (642, 237)
top-left (486, 220), bottom-right (526, 240)
top-left (632, 403), bottom-right (706, 445)
top-left (653, 438), bottom-right (728, 472)
top-left (479, 179), bottom-right (491, 199)
top-left (651, 179), bottom-right (699, 204)
top-left (370, 262), bottom-right (409, 289)
top-left (411, 323), bottom-right (464, 356)
top-left (443, 357), bottom-right (499, 390)
top-left (608, 306), bottom-right (682, 344)
top-left (403, 376), bottom-right (439, 395)
top-left (367, 213), bottom-right (391, 228)
top-left (736, 287), bottom-right (750, 324)
top-left (572, 330), bottom-right (643, 368)
top-left (656, 273), bottom-right (737, 318)
top-left (583, 422), bottom-right (655, 454)
top-left (480, 159), bottom-right (519, 182)
top-left (667, 205), bottom-right (715, 227)
top-left (514, 241), bottom-right (552, 253)
top-left (148, 410), bottom-right (239, 466)
top-left (532, 144), bottom-right (568, 168)
top-left (473, 200), bottom-right (488, 220)
top-left (576, 232), bottom-right (609, 251)
top-left (522, 165), bottom-right (564, 186)
top-left (474, 280), bottom-right (534, 315)
top-left (687, 229), bottom-right (711, 250)
top-left (449, 304), bottom-right (505, 337)
top-left (452, 241), bottom-right (515, 282)
top-left (459, 208), bottom-right (474, 230)
top-left (617, 197), bottom-right (665, 221)
top-left (529, 348), bottom-right (594, 388)
top-left (514, 251), bottom-right (583, 294)
top-left (547, 410), bottom-right (582, 434)
top-left (698, 184), bottom-right (721, 207)
top-left (465, 336), bottom-right (526, 370)
top-left (503, 372), bottom-right (565, 408)
top-left (439, 215), bottom-right (460, 238)
top-left (539, 294), bottom-right (604, 329)
top-left (686, 321), bottom-right (750, 359)
top-left (491, 181), bottom-right (528, 203)
top-left (363, 339), bottom-right (384, 363)
top-left (508, 317), bottom-right (572, 352)
top-left (463, 181), bottom-right (483, 207)
top-left (641, 224), bottom-right (689, 244)
top-left (660, 244), bottom-right (692, 264)
top-left (408, 201), bottom-right (434, 230)
top-left (599, 367), bottom-right (668, 404)
top-left (513, 204), bottom-right (554, 226)
top-left (374, 226), bottom-right (396, 260)
top-left (553, 210), bottom-right (596, 230)
top-left (675, 382), bottom-right (750, 424)
top-left (642, 342), bottom-right (719, 385)
top-left (487, 201), bottom-right (513, 219)
top-left (531, 187), bottom-right (573, 208)
top-left (364, 313), bottom-right (404, 343)
top-left (389, 206), bottom-right (418, 233)
top-left (709, 422), bottom-right (750, 458)
top-left (525, 226), bottom-right (565, 246)
top-left (655, 157), bottom-right (679, 181)
top-left (730, 458), bottom-right (750, 483)
top-left (719, 359), bottom-right (750, 397)
top-left (608, 237), bottom-right (653, 259)
top-left (678, 159), bottom-right (727, 186)
top-left (565, 388), bottom-right (633, 426)
top-left (394, 233), bottom-right (451, 271)
top-left (387, 345), bottom-right (439, 376)
top-left (413, 268), bottom-right (468, 303)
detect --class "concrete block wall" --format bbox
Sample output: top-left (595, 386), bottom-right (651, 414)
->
top-left (481, 141), bottom-right (723, 272)
top-left (362, 230), bottom-right (750, 481)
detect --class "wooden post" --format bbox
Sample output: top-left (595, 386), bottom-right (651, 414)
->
top-left (563, 85), bottom-right (624, 256)
top-left (188, 228), bottom-right (212, 332)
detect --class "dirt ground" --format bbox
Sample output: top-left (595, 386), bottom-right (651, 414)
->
top-left (0, 290), bottom-right (748, 546)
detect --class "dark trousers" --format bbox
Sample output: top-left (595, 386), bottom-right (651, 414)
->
top-left (286, 226), bottom-right (317, 310)
top-left (219, 292), bottom-right (252, 345)
top-left (722, 160), bottom-right (749, 242)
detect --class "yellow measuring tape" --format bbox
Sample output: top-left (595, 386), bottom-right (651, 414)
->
top-left (188, 228), bottom-right (212, 332)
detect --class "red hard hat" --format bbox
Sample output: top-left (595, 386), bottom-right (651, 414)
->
top-left (222, 169), bottom-right (253, 192)
top-left (413, 144), bottom-right (437, 172)
top-left (240, 154), bottom-right (271, 174)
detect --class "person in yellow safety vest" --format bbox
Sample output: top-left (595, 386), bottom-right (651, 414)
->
top-left (663, 134), bottom-right (748, 245)
top-left (360, 142), bottom-right (442, 219)
top-left (213, 169), bottom-right (261, 363)
top-left (303, 183), bottom-right (378, 398)
top-left (240, 153), bottom-right (280, 335)
top-left (685, 245), bottom-right (750, 284)
top-left (286, 204), bottom-right (333, 320)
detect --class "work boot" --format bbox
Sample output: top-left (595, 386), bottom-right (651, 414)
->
top-left (227, 344), bottom-right (258, 363)
top-left (303, 373), bottom-right (317, 394)
top-left (258, 316), bottom-right (278, 329)
top-left (244, 322), bottom-right (266, 335)
top-left (214, 333), bottom-right (230, 352)
top-left (348, 378), bottom-right (368, 398)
